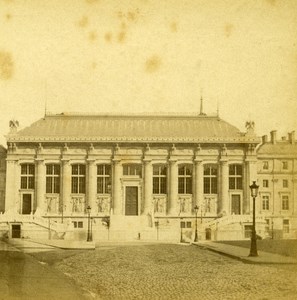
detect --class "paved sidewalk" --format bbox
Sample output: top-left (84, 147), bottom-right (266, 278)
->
top-left (193, 241), bottom-right (297, 264)
top-left (0, 240), bottom-right (20, 252)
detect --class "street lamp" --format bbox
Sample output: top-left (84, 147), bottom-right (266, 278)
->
top-left (194, 205), bottom-right (199, 242)
top-left (86, 205), bottom-right (92, 242)
top-left (249, 181), bottom-right (259, 257)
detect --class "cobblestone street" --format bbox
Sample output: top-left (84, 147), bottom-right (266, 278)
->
top-left (32, 243), bottom-right (297, 300)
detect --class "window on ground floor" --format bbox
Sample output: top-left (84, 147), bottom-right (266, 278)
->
top-left (283, 219), bottom-right (289, 233)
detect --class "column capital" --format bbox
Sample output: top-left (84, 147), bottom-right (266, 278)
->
top-left (35, 158), bottom-right (45, 163)
top-left (143, 158), bottom-right (152, 164)
top-left (194, 158), bottom-right (203, 164)
top-left (86, 159), bottom-right (96, 164)
top-left (220, 159), bottom-right (228, 164)
top-left (112, 158), bottom-right (121, 164)
top-left (168, 158), bottom-right (177, 164)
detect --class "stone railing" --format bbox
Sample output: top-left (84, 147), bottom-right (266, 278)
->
top-left (207, 214), bottom-right (265, 228)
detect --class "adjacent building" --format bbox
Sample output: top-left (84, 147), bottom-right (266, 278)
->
top-left (0, 113), bottom-right (296, 241)
top-left (0, 145), bottom-right (6, 213)
top-left (257, 130), bottom-right (297, 239)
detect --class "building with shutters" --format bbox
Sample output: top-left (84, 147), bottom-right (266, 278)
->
top-left (0, 112), bottom-right (296, 241)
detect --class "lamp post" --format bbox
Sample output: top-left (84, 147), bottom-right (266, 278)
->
top-left (194, 205), bottom-right (199, 242)
top-left (249, 181), bottom-right (259, 257)
top-left (86, 205), bottom-right (92, 242)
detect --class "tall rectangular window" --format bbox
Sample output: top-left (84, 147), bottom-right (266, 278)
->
top-left (97, 164), bottom-right (111, 194)
top-left (203, 164), bottom-right (217, 194)
top-left (263, 180), bottom-right (269, 188)
top-left (178, 165), bottom-right (192, 194)
top-left (123, 164), bottom-right (142, 177)
top-left (71, 164), bottom-right (86, 194)
top-left (283, 179), bottom-right (288, 188)
top-left (20, 164), bottom-right (35, 189)
top-left (282, 195), bottom-right (289, 210)
top-left (46, 164), bottom-right (60, 193)
top-left (283, 219), bottom-right (289, 233)
top-left (229, 164), bottom-right (243, 190)
top-left (262, 195), bottom-right (269, 210)
top-left (153, 165), bottom-right (167, 194)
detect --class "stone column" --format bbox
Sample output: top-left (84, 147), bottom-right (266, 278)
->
top-left (293, 159), bottom-right (297, 215)
top-left (87, 160), bottom-right (96, 213)
top-left (220, 160), bottom-right (229, 215)
top-left (62, 159), bottom-right (71, 214)
top-left (112, 159), bottom-right (122, 215)
top-left (194, 160), bottom-right (204, 208)
top-left (169, 160), bottom-right (178, 215)
top-left (36, 159), bottom-right (46, 214)
top-left (143, 160), bottom-right (152, 214)
top-left (5, 159), bottom-right (17, 213)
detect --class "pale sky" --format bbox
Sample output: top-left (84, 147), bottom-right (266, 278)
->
top-left (0, 0), bottom-right (297, 146)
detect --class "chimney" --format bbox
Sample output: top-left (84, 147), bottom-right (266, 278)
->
top-left (262, 135), bottom-right (268, 144)
top-left (270, 130), bottom-right (277, 144)
top-left (288, 131), bottom-right (295, 144)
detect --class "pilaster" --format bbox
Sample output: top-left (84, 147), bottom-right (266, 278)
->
top-left (169, 159), bottom-right (178, 215)
top-left (143, 159), bottom-right (152, 214)
top-left (113, 159), bottom-right (122, 215)
top-left (220, 159), bottom-right (229, 215)
top-left (194, 159), bottom-right (203, 208)
top-left (62, 159), bottom-right (71, 214)
top-left (35, 159), bottom-right (46, 214)
top-left (87, 160), bottom-right (96, 213)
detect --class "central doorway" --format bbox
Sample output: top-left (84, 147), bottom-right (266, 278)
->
top-left (22, 194), bottom-right (32, 214)
top-left (125, 186), bottom-right (138, 216)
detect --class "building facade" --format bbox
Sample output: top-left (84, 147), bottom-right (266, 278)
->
top-left (257, 130), bottom-right (297, 239)
top-left (0, 113), bottom-right (296, 241)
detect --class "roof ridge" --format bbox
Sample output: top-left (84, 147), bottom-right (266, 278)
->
top-left (45, 112), bottom-right (220, 118)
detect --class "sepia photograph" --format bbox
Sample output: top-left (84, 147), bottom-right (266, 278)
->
top-left (0, 0), bottom-right (297, 299)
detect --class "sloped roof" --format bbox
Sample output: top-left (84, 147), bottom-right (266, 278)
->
top-left (257, 142), bottom-right (297, 156)
top-left (7, 113), bottom-right (256, 143)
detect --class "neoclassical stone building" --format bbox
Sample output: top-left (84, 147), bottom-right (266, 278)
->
top-left (257, 130), bottom-right (297, 239)
top-left (1, 112), bottom-right (271, 241)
